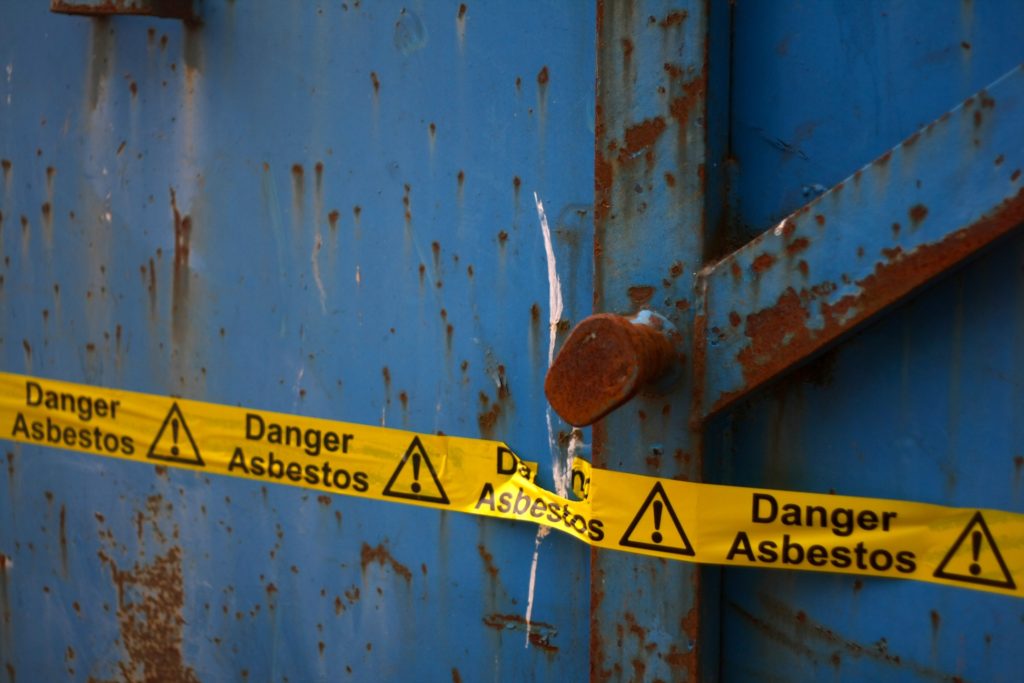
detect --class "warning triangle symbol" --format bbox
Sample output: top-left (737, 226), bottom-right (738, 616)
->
top-left (619, 482), bottom-right (694, 556)
top-left (146, 403), bottom-right (204, 467)
top-left (382, 436), bottom-right (449, 505)
top-left (933, 512), bottom-right (1015, 590)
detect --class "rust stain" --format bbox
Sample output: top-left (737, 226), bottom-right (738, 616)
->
top-left (619, 117), bottom-right (666, 164)
top-left (669, 76), bottom-right (705, 131)
top-left (169, 188), bottom-right (192, 345)
top-left (95, 501), bottom-right (198, 683)
top-left (627, 285), bottom-right (655, 306)
top-left (327, 209), bottom-right (339, 230)
top-left (59, 504), bottom-right (68, 575)
top-left (477, 394), bottom-right (502, 438)
top-left (482, 614), bottom-right (558, 653)
top-left (536, 66), bottom-right (549, 85)
top-left (595, 119), bottom-right (613, 226)
top-left (370, 71), bottom-right (380, 94)
top-left (477, 544), bottom-right (499, 578)
top-left (659, 10), bottom-right (687, 28)
top-left (457, 4), bottom-right (466, 20)
top-left (451, 668), bottom-right (462, 683)
top-left (291, 164), bottom-right (304, 221)
top-left (723, 187), bottom-right (1024, 413)
top-left (360, 542), bottom-right (412, 582)
top-left (785, 237), bottom-right (810, 256)
top-left (729, 311), bottom-right (741, 327)
top-left (908, 204), bottom-right (929, 226)
top-left (751, 252), bottom-right (777, 273)
top-left (1012, 169), bottom-right (1021, 182)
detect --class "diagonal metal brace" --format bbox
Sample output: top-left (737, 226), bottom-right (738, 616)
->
top-left (696, 64), bottom-right (1024, 418)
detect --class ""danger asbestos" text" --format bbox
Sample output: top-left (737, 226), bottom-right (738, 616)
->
top-left (726, 493), bottom-right (916, 574)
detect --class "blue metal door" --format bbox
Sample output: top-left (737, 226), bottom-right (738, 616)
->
top-left (708, 2), bottom-right (1024, 681)
top-left (3, 1), bottom-right (1023, 681)
top-left (1, 2), bottom-right (596, 680)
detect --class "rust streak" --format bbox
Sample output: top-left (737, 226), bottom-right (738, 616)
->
top-left (360, 542), bottom-right (412, 582)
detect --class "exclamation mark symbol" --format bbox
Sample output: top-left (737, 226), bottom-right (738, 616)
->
top-left (651, 500), bottom-right (663, 544)
top-left (969, 530), bottom-right (982, 576)
top-left (170, 418), bottom-right (180, 456)
top-left (411, 451), bottom-right (422, 493)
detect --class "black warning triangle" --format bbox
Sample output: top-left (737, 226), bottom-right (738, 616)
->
top-left (382, 436), bottom-right (449, 505)
top-left (933, 511), bottom-right (1015, 589)
top-left (147, 403), bottom-right (204, 466)
top-left (619, 482), bottom-right (694, 556)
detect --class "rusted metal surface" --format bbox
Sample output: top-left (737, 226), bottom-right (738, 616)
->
top-left (545, 312), bottom-right (678, 427)
top-left (698, 64), bottom-right (1024, 417)
top-left (590, 0), bottom-right (729, 679)
top-left (50, 0), bottom-right (198, 23)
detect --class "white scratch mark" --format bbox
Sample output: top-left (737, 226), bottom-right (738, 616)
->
top-left (355, 265), bottom-right (361, 286)
top-left (292, 366), bottom-right (305, 407)
top-left (525, 193), bottom-right (563, 644)
top-left (311, 232), bottom-right (327, 313)
top-left (535, 192), bottom-right (569, 497)
top-left (5, 63), bottom-right (12, 82)
top-left (534, 192), bottom-right (563, 366)
top-left (523, 525), bottom-right (550, 649)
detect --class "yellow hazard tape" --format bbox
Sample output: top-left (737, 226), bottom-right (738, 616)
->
top-left (1, 371), bottom-right (1021, 598)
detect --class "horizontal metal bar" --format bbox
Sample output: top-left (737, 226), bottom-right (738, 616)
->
top-left (50, 0), bottom-right (197, 22)
top-left (697, 64), bottom-right (1024, 417)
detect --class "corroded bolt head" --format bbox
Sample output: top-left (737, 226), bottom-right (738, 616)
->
top-left (544, 312), bottom-right (678, 427)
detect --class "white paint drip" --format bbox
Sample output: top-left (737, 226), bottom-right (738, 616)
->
top-left (311, 232), bottom-right (327, 313)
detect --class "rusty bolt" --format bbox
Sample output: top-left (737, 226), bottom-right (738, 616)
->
top-left (544, 312), bottom-right (678, 427)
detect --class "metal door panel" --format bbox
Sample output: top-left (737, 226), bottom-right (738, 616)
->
top-left (1, 2), bottom-right (595, 681)
top-left (713, 2), bottom-right (1024, 681)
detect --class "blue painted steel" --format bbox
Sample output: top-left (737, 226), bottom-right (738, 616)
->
top-left (1, 2), bottom-right (595, 681)
top-left (6, 1), bottom-right (1023, 681)
top-left (710, 2), bottom-right (1024, 681)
